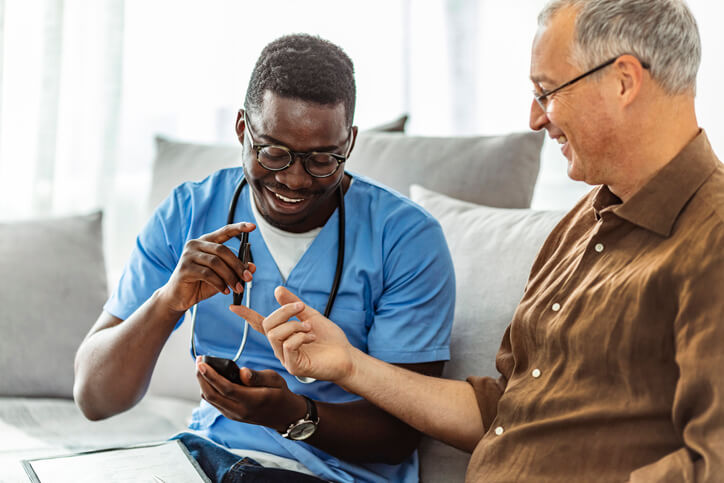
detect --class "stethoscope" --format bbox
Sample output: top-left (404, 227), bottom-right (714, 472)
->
top-left (190, 176), bottom-right (345, 383)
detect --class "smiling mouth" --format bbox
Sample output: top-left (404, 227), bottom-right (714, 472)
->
top-left (270, 189), bottom-right (305, 204)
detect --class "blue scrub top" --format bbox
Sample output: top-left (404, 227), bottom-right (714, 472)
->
top-left (105, 168), bottom-right (455, 483)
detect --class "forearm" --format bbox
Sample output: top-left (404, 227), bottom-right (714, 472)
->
top-left (339, 348), bottom-right (484, 452)
top-left (234, 288), bottom-right (484, 451)
top-left (73, 290), bottom-right (183, 420)
top-left (302, 361), bottom-right (443, 463)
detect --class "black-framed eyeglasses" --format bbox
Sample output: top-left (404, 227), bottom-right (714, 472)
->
top-left (243, 111), bottom-right (352, 178)
top-left (533, 55), bottom-right (650, 112)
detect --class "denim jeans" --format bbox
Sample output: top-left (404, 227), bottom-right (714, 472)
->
top-left (173, 432), bottom-right (328, 483)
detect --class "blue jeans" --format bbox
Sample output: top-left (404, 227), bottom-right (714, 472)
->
top-left (173, 432), bottom-right (328, 483)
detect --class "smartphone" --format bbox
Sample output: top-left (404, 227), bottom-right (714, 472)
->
top-left (201, 355), bottom-right (243, 384)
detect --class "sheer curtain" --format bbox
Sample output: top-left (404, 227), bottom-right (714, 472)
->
top-left (2, 0), bottom-right (722, 280)
top-left (0, 0), bottom-right (124, 221)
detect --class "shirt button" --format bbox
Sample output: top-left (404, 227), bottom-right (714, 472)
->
top-left (532, 368), bottom-right (541, 378)
top-left (552, 303), bottom-right (561, 312)
top-left (494, 426), bottom-right (504, 436)
top-left (594, 243), bottom-right (604, 253)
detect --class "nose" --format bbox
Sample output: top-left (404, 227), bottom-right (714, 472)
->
top-left (529, 97), bottom-right (549, 132)
top-left (275, 155), bottom-right (313, 190)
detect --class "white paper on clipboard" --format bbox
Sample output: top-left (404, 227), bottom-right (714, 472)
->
top-left (22, 440), bottom-right (210, 483)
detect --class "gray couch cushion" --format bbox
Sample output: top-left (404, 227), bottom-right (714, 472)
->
top-left (347, 130), bottom-right (544, 207)
top-left (149, 129), bottom-right (544, 212)
top-left (409, 185), bottom-right (565, 482)
top-left (366, 113), bottom-right (409, 132)
top-left (0, 212), bottom-right (107, 398)
top-left (149, 136), bottom-right (241, 212)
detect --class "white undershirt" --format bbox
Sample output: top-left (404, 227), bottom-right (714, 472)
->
top-left (249, 189), bottom-right (322, 282)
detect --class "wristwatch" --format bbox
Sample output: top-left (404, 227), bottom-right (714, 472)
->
top-left (281, 396), bottom-right (319, 440)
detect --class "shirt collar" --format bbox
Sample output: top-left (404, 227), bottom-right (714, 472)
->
top-left (591, 130), bottom-right (719, 237)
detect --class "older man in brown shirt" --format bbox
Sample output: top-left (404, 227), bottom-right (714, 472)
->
top-left (228, 0), bottom-right (724, 481)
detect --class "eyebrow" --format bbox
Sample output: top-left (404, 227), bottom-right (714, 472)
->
top-left (530, 73), bottom-right (557, 86)
top-left (257, 133), bottom-right (344, 153)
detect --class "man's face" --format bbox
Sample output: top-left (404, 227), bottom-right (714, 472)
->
top-left (237, 91), bottom-right (355, 233)
top-left (529, 7), bottom-right (618, 185)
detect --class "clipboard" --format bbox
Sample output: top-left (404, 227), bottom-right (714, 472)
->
top-left (22, 439), bottom-right (210, 483)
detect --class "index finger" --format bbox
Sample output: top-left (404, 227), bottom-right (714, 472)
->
top-left (229, 304), bottom-right (265, 333)
top-left (229, 301), bottom-right (305, 336)
top-left (199, 222), bottom-right (256, 244)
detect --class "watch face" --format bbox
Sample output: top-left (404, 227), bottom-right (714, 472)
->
top-left (288, 421), bottom-right (317, 440)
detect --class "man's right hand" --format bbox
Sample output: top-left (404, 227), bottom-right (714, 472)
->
top-left (229, 286), bottom-right (357, 385)
top-left (157, 222), bottom-right (257, 313)
top-left (229, 286), bottom-right (486, 452)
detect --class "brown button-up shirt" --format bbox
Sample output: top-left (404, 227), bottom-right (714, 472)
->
top-left (466, 131), bottom-right (724, 482)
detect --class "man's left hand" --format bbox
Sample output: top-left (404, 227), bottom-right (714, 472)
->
top-left (195, 359), bottom-right (307, 433)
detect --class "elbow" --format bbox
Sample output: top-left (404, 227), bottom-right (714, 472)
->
top-left (73, 378), bottom-right (109, 421)
top-left (73, 375), bottom-right (144, 421)
top-left (462, 437), bottom-right (479, 454)
top-left (73, 348), bottom-right (105, 420)
top-left (73, 347), bottom-right (136, 421)
top-left (73, 369), bottom-right (133, 421)
top-left (455, 429), bottom-right (484, 454)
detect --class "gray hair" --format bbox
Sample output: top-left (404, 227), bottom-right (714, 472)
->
top-left (539, 0), bottom-right (701, 95)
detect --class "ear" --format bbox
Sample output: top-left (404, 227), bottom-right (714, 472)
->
top-left (613, 55), bottom-right (646, 107)
top-left (235, 109), bottom-right (245, 145)
top-left (346, 126), bottom-right (359, 157)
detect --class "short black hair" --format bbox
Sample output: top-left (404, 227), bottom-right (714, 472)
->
top-left (244, 33), bottom-right (356, 127)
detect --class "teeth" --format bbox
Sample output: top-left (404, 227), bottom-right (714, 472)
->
top-left (275, 192), bottom-right (304, 203)
top-left (557, 135), bottom-right (568, 144)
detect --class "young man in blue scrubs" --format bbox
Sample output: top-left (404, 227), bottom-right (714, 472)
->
top-left (74, 34), bottom-right (455, 482)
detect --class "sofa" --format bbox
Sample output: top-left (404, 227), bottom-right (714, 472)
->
top-left (0, 126), bottom-right (567, 482)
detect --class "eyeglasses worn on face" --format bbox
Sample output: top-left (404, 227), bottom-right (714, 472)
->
top-left (533, 55), bottom-right (650, 112)
top-left (243, 111), bottom-right (351, 178)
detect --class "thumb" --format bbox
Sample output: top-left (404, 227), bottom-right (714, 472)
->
top-left (274, 286), bottom-right (321, 321)
top-left (239, 367), bottom-right (285, 388)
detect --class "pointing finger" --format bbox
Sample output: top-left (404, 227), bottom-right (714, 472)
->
top-left (229, 304), bottom-right (265, 333)
top-left (199, 222), bottom-right (256, 244)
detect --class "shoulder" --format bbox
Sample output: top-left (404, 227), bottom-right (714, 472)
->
top-left (157, 167), bottom-right (243, 215)
top-left (346, 172), bottom-right (440, 227)
top-left (150, 167), bottom-right (244, 236)
top-left (664, 162), bottom-right (724, 280)
top-left (345, 173), bottom-right (452, 263)
top-left (169, 167), bottom-right (243, 201)
top-left (695, 161), bottom-right (724, 228)
top-left (676, 161), bottom-right (724, 243)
